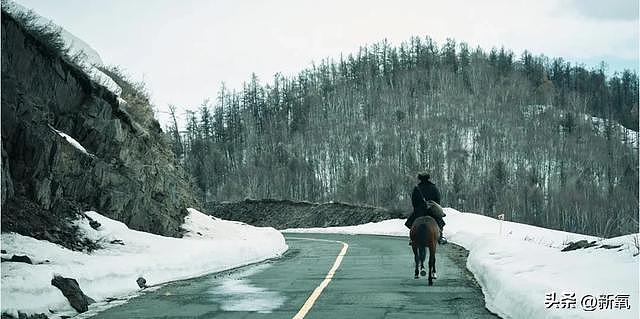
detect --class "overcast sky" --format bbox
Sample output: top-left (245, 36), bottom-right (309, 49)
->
top-left (13, 0), bottom-right (640, 126)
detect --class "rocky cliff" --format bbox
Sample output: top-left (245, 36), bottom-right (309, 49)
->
top-left (1, 10), bottom-right (197, 248)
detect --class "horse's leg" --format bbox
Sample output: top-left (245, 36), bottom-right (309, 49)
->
top-left (419, 246), bottom-right (427, 276)
top-left (428, 244), bottom-right (436, 285)
top-left (431, 248), bottom-right (437, 279)
top-left (433, 249), bottom-right (437, 278)
top-left (412, 246), bottom-right (419, 279)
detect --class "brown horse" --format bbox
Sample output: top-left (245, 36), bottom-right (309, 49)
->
top-left (410, 215), bottom-right (440, 285)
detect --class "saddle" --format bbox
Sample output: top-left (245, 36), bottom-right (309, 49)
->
top-left (425, 200), bottom-right (446, 218)
top-left (404, 200), bottom-right (445, 229)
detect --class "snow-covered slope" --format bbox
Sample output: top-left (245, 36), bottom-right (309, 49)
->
top-left (1, 209), bottom-right (287, 318)
top-left (5, 1), bottom-right (122, 96)
top-left (523, 104), bottom-right (638, 149)
top-left (7, 0), bottom-right (103, 67)
top-left (285, 209), bottom-right (639, 319)
top-left (584, 114), bottom-right (639, 148)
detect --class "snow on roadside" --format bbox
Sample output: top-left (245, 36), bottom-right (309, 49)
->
top-left (284, 208), bottom-right (639, 319)
top-left (1, 208), bottom-right (287, 318)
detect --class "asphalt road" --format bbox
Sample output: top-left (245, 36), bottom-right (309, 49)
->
top-left (89, 234), bottom-right (499, 319)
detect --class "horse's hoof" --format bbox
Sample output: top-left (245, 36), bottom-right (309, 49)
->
top-left (432, 272), bottom-right (437, 279)
top-left (428, 281), bottom-right (433, 286)
top-left (414, 275), bottom-right (419, 279)
top-left (420, 270), bottom-right (427, 277)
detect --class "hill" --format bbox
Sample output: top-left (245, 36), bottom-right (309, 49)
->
top-left (175, 37), bottom-right (638, 237)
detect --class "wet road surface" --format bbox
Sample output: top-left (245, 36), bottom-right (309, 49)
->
top-left (89, 234), bottom-right (499, 319)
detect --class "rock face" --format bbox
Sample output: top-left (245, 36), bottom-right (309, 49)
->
top-left (136, 276), bottom-right (147, 289)
top-left (7, 255), bottom-right (33, 264)
top-left (1, 313), bottom-right (48, 319)
top-left (50, 275), bottom-right (95, 313)
top-left (1, 11), bottom-right (196, 247)
top-left (207, 199), bottom-right (405, 229)
top-left (561, 240), bottom-right (597, 252)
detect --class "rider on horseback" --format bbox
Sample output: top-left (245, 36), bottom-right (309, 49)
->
top-left (408, 172), bottom-right (447, 244)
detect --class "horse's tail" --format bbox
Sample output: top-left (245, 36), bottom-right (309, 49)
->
top-left (423, 216), bottom-right (440, 247)
top-left (418, 223), bottom-right (428, 247)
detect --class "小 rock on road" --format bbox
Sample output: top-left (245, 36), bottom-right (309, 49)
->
top-left (90, 234), bottom-right (499, 318)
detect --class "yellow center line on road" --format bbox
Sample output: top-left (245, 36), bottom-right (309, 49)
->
top-left (286, 237), bottom-right (350, 319)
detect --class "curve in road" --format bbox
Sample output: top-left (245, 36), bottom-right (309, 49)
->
top-left (89, 234), bottom-right (499, 318)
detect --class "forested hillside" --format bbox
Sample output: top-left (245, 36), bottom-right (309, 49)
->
top-left (169, 37), bottom-right (639, 237)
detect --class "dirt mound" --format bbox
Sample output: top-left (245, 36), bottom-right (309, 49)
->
top-left (206, 199), bottom-right (406, 229)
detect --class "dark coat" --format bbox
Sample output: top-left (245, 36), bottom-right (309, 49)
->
top-left (411, 180), bottom-right (441, 214)
top-left (405, 180), bottom-right (443, 229)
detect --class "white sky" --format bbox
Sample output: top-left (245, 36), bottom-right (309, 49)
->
top-left (12, 0), bottom-right (640, 127)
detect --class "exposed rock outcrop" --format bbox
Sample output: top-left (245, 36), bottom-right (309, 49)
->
top-left (0, 255), bottom-right (33, 264)
top-left (1, 312), bottom-right (48, 319)
top-left (50, 275), bottom-right (94, 313)
top-left (561, 240), bottom-right (597, 252)
top-left (136, 276), bottom-right (147, 289)
top-left (1, 10), bottom-right (196, 248)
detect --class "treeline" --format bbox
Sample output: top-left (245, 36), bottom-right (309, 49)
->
top-left (167, 37), bottom-right (639, 237)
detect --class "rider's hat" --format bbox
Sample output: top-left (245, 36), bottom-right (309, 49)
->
top-left (418, 172), bottom-right (430, 182)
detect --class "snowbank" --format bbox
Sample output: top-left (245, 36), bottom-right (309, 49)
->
top-left (1, 209), bottom-right (287, 318)
top-left (284, 208), bottom-right (639, 319)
